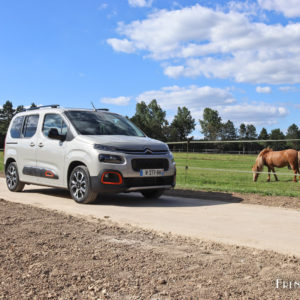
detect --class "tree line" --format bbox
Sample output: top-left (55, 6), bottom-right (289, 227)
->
top-left (129, 101), bottom-right (300, 148)
top-left (196, 107), bottom-right (300, 152)
top-left (1, 100), bottom-right (299, 152)
top-left (130, 102), bottom-right (300, 152)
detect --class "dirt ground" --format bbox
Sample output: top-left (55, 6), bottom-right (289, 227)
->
top-left (1, 199), bottom-right (300, 299)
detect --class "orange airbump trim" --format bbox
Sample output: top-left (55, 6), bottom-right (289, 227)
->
top-left (101, 171), bottom-right (123, 185)
top-left (45, 170), bottom-right (54, 178)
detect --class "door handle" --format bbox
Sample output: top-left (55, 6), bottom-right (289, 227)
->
top-left (38, 142), bottom-right (44, 147)
top-left (30, 142), bottom-right (35, 147)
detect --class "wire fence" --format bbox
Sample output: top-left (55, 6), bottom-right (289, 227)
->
top-left (168, 139), bottom-right (300, 196)
top-left (168, 138), bottom-right (300, 175)
top-left (168, 138), bottom-right (300, 155)
top-left (176, 165), bottom-right (297, 177)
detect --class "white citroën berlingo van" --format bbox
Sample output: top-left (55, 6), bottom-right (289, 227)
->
top-left (4, 105), bottom-right (176, 204)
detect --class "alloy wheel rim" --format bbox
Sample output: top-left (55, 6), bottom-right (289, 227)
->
top-left (6, 165), bottom-right (17, 189)
top-left (70, 170), bottom-right (87, 201)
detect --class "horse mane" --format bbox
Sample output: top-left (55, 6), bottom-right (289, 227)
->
top-left (258, 147), bottom-right (273, 157)
top-left (254, 148), bottom-right (272, 171)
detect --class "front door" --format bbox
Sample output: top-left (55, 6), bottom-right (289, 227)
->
top-left (36, 113), bottom-right (68, 187)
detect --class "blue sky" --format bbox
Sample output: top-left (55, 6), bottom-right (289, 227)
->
top-left (1, 0), bottom-right (300, 138)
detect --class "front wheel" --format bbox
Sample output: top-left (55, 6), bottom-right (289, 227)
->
top-left (69, 166), bottom-right (98, 204)
top-left (141, 189), bottom-right (165, 199)
top-left (6, 162), bottom-right (25, 192)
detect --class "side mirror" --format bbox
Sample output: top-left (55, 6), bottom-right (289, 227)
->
top-left (48, 128), bottom-right (65, 141)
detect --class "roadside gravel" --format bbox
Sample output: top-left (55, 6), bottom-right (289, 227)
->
top-left (1, 199), bottom-right (300, 299)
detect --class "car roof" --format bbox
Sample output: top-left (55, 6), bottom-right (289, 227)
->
top-left (14, 106), bottom-right (112, 117)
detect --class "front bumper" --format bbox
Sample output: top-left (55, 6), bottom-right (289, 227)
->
top-left (90, 169), bottom-right (176, 194)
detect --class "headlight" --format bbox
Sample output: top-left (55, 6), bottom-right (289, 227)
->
top-left (99, 154), bottom-right (124, 164)
top-left (169, 152), bottom-right (175, 163)
top-left (94, 144), bottom-right (118, 152)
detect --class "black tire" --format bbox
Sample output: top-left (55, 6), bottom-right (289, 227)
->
top-left (6, 162), bottom-right (25, 192)
top-left (141, 189), bottom-right (165, 199)
top-left (69, 165), bottom-right (98, 204)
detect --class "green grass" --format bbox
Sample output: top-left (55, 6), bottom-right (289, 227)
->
top-left (0, 151), bottom-right (3, 173)
top-left (174, 152), bottom-right (300, 197)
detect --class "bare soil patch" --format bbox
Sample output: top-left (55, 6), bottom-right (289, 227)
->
top-left (1, 199), bottom-right (300, 299)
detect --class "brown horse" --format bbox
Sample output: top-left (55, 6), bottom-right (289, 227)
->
top-left (252, 148), bottom-right (300, 182)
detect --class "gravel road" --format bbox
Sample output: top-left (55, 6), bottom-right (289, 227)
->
top-left (1, 199), bottom-right (300, 299)
top-left (1, 178), bottom-right (300, 257)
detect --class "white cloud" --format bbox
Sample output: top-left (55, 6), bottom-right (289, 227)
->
top-left (136, 85), bottom-right (288, 125)
top-left (256, 86), bottom-right (271, 93)
top-left (97, 3), bottom-right (108, 10)
top-left (218, 104), bottom-right (288, 125)
top-left (278, 86), bottom-right (296, 92)
top-left (163, 52), bottom-right (300, 84)
top-left (101, 96), bottom-right (131, 106)
top-left (136, 85), bottom-right (235, 111)
top-left (128, 0), bottom-right (153, 7)
top-left (107, 38), bottom-right (136, 53)
top-left (258, 0), bottom-right (300, 18)
top-left (227, 1), bottom-right (260, 15)
top-left (108, 4), bottom-right (300, 84)
top-left (164, 65), bottom-right (184, 78)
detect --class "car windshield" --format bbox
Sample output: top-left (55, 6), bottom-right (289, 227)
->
top-left (65, 110), bottom-right (145, 137)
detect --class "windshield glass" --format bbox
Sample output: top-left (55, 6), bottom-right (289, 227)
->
top-left (65, 110), bottom-right (145, 137)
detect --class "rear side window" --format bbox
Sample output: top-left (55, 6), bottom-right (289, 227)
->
top-left (22, 115), bottom-right (39, 138)
top-left (42, 114), bottom-right (67, 137)
top-left (10, 116), bottom-right (24, 138)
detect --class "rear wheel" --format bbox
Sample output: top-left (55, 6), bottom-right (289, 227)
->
top-left (69, 166), bottom-right (98, 204)
top-left (141, 189), bottom-right (164, 199)
top-left (6, 162), bottom-right (25, 192)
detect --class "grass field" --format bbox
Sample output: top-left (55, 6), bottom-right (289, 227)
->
top-left (174, 152), bottom-right (300, 197)
top-left (1, 150), bottom-right (300, 197)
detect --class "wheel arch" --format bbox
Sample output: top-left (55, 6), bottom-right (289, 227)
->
top-left (67, 161), bottom-right (87, 185)
top-left (5, 157), bottom-right (16, 173)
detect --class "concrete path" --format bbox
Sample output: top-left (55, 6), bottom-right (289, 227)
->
top-left (1, 178), bottom-right (300, 256)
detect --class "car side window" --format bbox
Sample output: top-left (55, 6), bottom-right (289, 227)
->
top-left (42, 114), bottom-right (67, 137)
top-left (22, 115), bottom-right (39, 138)
top-left (10, 116), bottom-right (25, 138)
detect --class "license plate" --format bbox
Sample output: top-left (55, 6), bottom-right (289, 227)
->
top-left (140, 169), bottom-right (164, 177)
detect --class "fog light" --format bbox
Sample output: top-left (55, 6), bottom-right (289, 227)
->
top-left (101, 171), bottom-right (123, 185)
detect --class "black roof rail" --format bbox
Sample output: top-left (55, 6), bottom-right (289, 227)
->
top-left (22, 104), bottom-right (60, 112)
top-left (96, 108), bottom-right (109, 111)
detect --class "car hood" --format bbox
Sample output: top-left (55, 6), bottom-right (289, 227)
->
top-left (76, 135), bottom-right (169, 151)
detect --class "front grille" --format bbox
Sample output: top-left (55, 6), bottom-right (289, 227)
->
top-left (124, 176), bottom-right (174, 188)
top-left (131, 158), bottom-right (169, 171)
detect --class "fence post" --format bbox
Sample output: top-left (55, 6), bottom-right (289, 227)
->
top-left (184, 140), bottom-right (190, 185)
